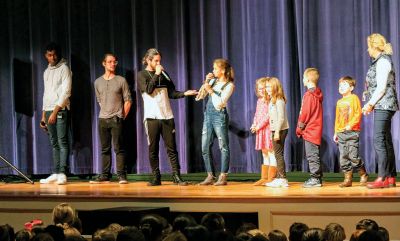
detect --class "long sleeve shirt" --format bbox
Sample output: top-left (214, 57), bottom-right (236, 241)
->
top-left (368, 57), bottom-right (391, 106)
top-left (137, 70), bottom-right (184, 120)
top-left (334, 94), bottom-right (362, 133)
top-left (209, 80), bottom-right (235, 111)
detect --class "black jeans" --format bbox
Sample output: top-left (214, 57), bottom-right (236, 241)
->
top-left (373, 110), bottom-right (396, 178)
top-left (272, 129), bottom-right (288, 178)
top-left (337, 131), bottom-right (363, 172)
top-left (99, 117), bottom-right (126, 176)
top-left (145, 118), bottom-right (180, 174)
top-left (304, 140), bottom-right (322, 178)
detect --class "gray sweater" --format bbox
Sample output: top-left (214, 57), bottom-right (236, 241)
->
top-left (269, 99), bottom-right (289, 138)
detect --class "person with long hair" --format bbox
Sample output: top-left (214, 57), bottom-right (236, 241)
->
top-left (265, 77), bottom-right (289, 188)
top-left (198, 59), bottom-right (235, 186)
top-left (251, 77), bottom-right (276, 185)
top-left (137, 48), bottom-right (197, 186)
top-left (362, 33), bottom-right (398, 189)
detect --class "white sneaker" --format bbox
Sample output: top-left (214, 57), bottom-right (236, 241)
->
top-left (40, 174), bottom-right (58, 184)
top-left (266, 178), bottom-right (289, 188)
top-left (56, 173), bottom-right (67, 185)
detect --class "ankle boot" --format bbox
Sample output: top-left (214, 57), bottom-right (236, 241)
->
top-left (339, 171), bottom-right (353, 187)
top-left (172, 172), bottom-right (188, 186)
top-left (254, 165), bottom-right (269, 186)
top-left (267, 166), bottom-right (277, 182)
top-left (199, 173), bottom-right (216, 185)
top-left (148, 168), bottom-right (161, 186)
top-left (358, 166), bottom-right (368, 186)
top-left (214, 173), bottom-right (228, 186)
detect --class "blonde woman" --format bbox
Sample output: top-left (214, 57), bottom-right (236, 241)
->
top-left (362, 33), bottom-right (399, 189)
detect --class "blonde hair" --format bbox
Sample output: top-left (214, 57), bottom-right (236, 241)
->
top-left (368, 33), bottom-right (393, 55)
top-left (255, 77), bottom-right (269, 99)
top-left (52, 203), bottom-right (76, 226)
top-left (266, 77), bottom-right (286, 104)
top-left (304, 68), bottom-right (320, 85)
top-left (339, 76), bottom-right (356, 87)
top-left (214, 58), bottom-right (234, 82)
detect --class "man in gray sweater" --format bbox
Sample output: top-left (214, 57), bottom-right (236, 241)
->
top-left (91, 53), bottom-right (132, 184)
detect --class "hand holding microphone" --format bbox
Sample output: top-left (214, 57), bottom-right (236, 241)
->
top-left (155, 64), bottom-right (171, 80)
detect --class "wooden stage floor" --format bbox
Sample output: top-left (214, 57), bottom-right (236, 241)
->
top-left (0, 180), bottom-right (399, 201)
top-left (1, 181), bottom-right (400, 239)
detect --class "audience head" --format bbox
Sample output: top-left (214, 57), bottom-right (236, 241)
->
top-left (323, 223), bottom-right (345, 241)
top-left (356, 219), bottom-right (379, 231)
top-left (236, 223), bottom-right (258, 235)
top-left (289, 222), bottom-right (309, 241)
top-left (200, 213), bottom-right (225, 233)
top-left (302, 228), bottom-right (325, 241)
top-left (44, 225), bottom-right (65, 241)
top-left (377, 227), bottom-right (389, 241)
top-left (31, 233), bottom-right (55, 241)
top-left (172, 214), bottom-right (197, 232)
top-left (211, 230), bottom-right (235, 241)
top-left (107, 223), bottom-right (124, 234)
top-left (15, 229), bottom-right (31, 241)
top-left (236, 232), bottom-right (253, 241)
top-left (183, 225), bottom-right (210, 241)
top-left (93, 229), bottom-right (116, 241)
top-left (52, 203), bottom-right (76, 227)
top-left (162, 231), bottom-right (187, 241)
top-left (0, 224), bottom-right (14, 241)
top-left (116, 226), bottom-right (145, 241)
top-left (71, 216), bottom-right (83, 234)
top-left (250, 234), bottom-right (270, 241)
top-left (349, 229), bottom-right (365, 241)
top-left (140, 214), bottom-right (165, 241)
top-left (268, 230), bottom-right (287, 241)
top-left (358, 230), bottom-right (382, 241)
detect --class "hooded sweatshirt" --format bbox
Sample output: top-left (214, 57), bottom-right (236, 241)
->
top-left (42, 58), bottom-right (72, 111)
top-left (296, 87), bottom-right (323, 145)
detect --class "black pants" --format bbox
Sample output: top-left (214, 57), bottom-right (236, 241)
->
top-left (99, 117), bottom-right (126, 176)
top-left (373, 110), bottom-right (396, 178)
top-left (272, 129), bottom-right (288, 178)
top-left (145, 118), bottom-right (180, 174)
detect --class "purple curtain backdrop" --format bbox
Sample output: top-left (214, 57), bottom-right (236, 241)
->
top-left (1, 0), bottom-right (399, 175)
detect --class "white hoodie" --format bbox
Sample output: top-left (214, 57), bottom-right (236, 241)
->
top-left (42, 59), bottom-right (72, 111)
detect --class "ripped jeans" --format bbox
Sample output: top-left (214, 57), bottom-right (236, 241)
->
top-left (201, 100), bottom-right (230, 174)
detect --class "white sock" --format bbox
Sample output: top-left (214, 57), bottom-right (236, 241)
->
top-left (262, 150), bottom-right (270, 165)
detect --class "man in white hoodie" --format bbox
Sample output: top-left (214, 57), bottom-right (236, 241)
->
top-left (39, 42), bottom-right (72, 185)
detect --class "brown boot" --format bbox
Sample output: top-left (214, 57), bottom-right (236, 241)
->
top-left (198, 173), bottom-right (216, 185)
top-left (267, 166), bottom-right (277, 182)
top-left (253, 165), bottom-right (269, 186)
top-left (214, 173), bottom-right (228, 186)
top-left (339, 171), bottom-right (353, 188)
top-left (358, 166), bottom-right (369, 186)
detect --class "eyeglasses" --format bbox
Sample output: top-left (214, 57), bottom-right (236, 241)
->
top-left (106, 61), bottom-right (118, 65)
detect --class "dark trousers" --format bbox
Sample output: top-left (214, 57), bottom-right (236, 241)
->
top-left (46, 110), bottom-right (69, 173)
top-left (373, 110), bottom-right (396, 178)
top-left (145, 118), bottom-right (180, 174)
top-left (272, 129), bottom-right (288, 178)
top-left (99, 117), bottom-right (126, 176)
top-left (304, 140), bottom-right (322, 178)
top-left (337, 131), bottom-right (363, 172)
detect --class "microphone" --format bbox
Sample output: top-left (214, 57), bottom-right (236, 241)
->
top-left (161, 71), bottom-right (170, 81)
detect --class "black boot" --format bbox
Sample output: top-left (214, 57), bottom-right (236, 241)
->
top-left (148, 168), bottom-right (161, 186)
top-left (172, 172), bottom-right (188, 186)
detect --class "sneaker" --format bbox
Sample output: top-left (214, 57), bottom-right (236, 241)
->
top-left (118, 175), bottom-right (128, 184)
top-left (303, 178), bottom-right (322, 188)
top-left (266, 178), bottom-right (289, 188)
top-left (56, 173), bottom-right (67, 185)
top-left (40, 174), bottom-right (58, 184)
top-left (89, 175), bottom-right (111, 184)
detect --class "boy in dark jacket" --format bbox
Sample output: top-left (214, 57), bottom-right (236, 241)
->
top-left (296, 68), bottom-right (323, 188)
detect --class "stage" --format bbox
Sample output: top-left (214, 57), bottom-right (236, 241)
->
top-left (0, 180), bottom-right (400, 239)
